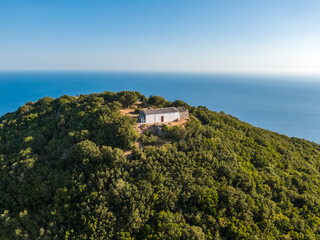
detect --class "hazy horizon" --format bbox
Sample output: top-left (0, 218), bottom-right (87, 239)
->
top-left (1, 69), bottom-right (320, 81)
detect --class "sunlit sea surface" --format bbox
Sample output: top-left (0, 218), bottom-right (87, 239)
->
top-left (1, 71), bottom-right (320, 143)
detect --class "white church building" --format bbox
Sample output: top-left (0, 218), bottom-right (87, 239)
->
top-left (138, 107), bottom-right (189, 124)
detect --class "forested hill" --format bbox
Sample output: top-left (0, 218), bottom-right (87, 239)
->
top-left (1, 91), bottom-right (320, 240)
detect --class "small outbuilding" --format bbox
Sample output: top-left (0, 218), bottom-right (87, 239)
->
top-left (176, 107), bottom-right (189, 119)
top-left (138, 107), bottom-right (189, 124)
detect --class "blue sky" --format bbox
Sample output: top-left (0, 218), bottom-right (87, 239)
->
top-left (1, 0), bottom-right (320, 73)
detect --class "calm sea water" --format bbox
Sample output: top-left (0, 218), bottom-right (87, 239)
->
top-left (1, 71), bottom-right (320, 143)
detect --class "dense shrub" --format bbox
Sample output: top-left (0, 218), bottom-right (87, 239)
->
top-left (1, 91), bottom-right (320, 239)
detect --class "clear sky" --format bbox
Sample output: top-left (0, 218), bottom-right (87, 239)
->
top-left (1, 0), bottom-right (320, 73)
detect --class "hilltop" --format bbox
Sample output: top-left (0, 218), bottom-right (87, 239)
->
top-left (1, 91), bottom-right (320, 239)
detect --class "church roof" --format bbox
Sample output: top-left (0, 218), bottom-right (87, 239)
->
top-left (142, 107), bottom-right (178, 115)
top-left (176, 107), bottom-right (188, 112)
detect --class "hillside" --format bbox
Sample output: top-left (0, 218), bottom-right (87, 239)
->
top-left (1, 91), bottom-right (320, 239)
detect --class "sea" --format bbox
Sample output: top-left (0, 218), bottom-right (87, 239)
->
top-left (1, 71), bottom-right (320, 144)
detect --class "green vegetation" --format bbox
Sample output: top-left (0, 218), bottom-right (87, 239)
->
top-left (139, 130), bottom-right (160, 146)
top-left (1, 91), bottom-right (320, 239)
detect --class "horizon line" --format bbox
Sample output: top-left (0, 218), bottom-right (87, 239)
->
top-left (1, 68), bottom-right (320, 76)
